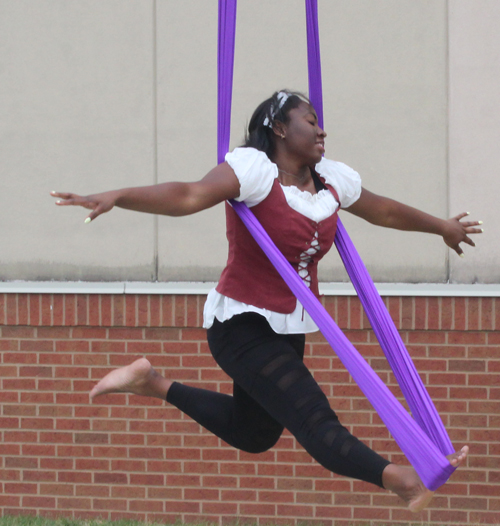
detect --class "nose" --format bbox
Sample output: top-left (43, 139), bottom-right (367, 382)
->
top-left (318, 127), bottom-right (326, 138)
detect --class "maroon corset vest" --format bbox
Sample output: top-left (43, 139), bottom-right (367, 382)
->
top-left (216, 177), bottom-right (340, 314)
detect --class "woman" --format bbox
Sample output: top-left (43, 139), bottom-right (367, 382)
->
top-left (52, 90), bottom-right (478, 512)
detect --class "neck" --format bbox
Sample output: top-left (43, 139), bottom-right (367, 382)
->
top-left (272, 145), bottom-right (313, 186)
top-left (278, 168), bottom-right (308, 183)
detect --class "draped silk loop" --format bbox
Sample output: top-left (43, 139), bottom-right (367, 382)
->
top-left (217, 0), bottom-right (455, 491)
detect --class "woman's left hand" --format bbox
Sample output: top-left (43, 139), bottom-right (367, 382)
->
top-left (442, 212), bottom-right (483, 256)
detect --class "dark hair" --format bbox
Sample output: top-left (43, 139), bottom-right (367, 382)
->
top-left (243, 90), bottom-right (312, 159)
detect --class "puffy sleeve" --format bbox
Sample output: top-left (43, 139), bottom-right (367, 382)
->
top-left (315, 158), bottom-right (362, 208)
top-left (225, 147), bottom-right (277, 207)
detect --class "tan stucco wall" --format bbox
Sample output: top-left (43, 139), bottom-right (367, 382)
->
top-left (449, 0), bottom-right (500, 283)
top-left (0, 1), bottom-right (497, 283)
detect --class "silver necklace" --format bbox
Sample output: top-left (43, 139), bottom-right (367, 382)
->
top-left (278, 168), bottom-right (308, 183)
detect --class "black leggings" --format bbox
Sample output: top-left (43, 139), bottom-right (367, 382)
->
top-left (166, 312), bottom-right (390, 488)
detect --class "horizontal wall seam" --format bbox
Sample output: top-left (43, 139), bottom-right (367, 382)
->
top-left (0, 281), bottom-right (499, 297)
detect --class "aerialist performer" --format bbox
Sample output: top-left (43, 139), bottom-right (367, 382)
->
top-left (52, 90), bottom-right (481, 511)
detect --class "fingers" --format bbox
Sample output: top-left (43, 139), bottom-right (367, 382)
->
top-left (51, 191), bottom-right (74, 199)
top-left (85, 208), bottom-right (101, 223)
top-left (453, 213), bottom-right (484, 230)
top-left (465, 227), bottom-right (483, 234)
top-left (51, 191), bottom-right (75, 205)
top-left (464, 236), bottom-right (476, 247)
top-left (454, 211), bottom-right (470, 221)
top-left (51, 190), bottom-right (98, 214)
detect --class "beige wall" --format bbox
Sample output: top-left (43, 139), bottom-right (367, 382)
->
top-left (0, 1), bottom-right (497, 283)
top-left (449, 0), bottom-right (500, 283)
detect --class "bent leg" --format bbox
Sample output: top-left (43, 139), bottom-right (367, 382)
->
top-left (167, 381), bottom-right (283, 453)
top-left (207, 313), bottom-right (390, 487)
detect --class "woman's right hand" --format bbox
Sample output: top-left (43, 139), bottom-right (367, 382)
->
top-left (51, 190), bottom-right (120, 223)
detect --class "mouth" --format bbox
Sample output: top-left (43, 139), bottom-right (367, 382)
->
top-left (316, 142), bottom-right (325, 153)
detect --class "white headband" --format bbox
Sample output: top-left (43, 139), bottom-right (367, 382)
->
top-left (263, 91), bottom-right (290, 128)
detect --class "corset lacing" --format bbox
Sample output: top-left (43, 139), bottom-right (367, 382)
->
top-left (298, 230), bottom-right (320, 319)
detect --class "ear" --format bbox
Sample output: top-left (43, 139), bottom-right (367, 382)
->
top-left (272, 122), bottom-right (286, 139)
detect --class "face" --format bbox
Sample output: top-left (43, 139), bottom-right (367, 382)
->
top-left (281, 102), bottom-right (327, 164)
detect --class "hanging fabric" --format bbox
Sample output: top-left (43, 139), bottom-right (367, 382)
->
top-left (217, 0), bottom-right (455, 491)
top-left (303, 0), bottom-right (455, 458)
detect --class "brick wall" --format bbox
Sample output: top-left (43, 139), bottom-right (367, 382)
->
top-left (0, 293), bottom-right (499, 526)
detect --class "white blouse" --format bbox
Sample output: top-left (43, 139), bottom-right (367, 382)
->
top-left (203, 147), bottom-right (362, 334)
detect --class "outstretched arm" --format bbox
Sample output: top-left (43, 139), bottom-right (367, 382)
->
top-left (344, 188), bottom-right (483, 256)
top-left (51, 162), bottom-right (240, 222)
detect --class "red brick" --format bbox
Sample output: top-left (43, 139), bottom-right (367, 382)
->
top-left (136, 295), bottom-right (151, 326)
top-left (2, 326), bottom-right (36, 338)
top-left (449, 359), bottom-right (486, 372)
top-left (20, 339), bottom-right (54, 351)
top-left (76, 458), bottom-right (109, 471)
top-left (173, 295), bottom-right (186, 327)
top-left (129, 474), bottom-right (164, 486)
top-left (181, 327), bottom-right (207, 341)
top-left (0, 366), bottom-right (20, 378)
top-left (239, 503), bottom-right (276, 515)
top-left (408, 331), bottom-right (446, 344)
top-left (92, 446), bottom-right (127, 458)
top-left (58, 497), bottom-right (92, 510)
top-left (91, 340), bottom-right (125, 353)
top-left (467, 297), bottom-right (480, 330)
top-left (6, 294), bottom-right (18, 325)
top-left (100, 295), bottom-right (112, 326)
top-left (469, 373), bottom-right (500, 386)
top-left (112, 295), bottom-right (125, 326)
top-left (88, 294), bottom-right (100, 326)
top-left (94, 472), bottom-right (128, 484)
top-left (449, 331), bottom-right (486, 344)
top-left (111, 433), bottom-right (145, 446)
top-left (127, 341), bottom-right (162, 355)
top-left (467, 345), bottom-right (499, 358)
top-left (63, 294), bottom-right (76, 326)
top-left (0, 496), bottom-right (21, 507)
top-left (74, 433), bottom-right (109, 444)
top-left (414, 296), bottom-right (426, 329)
top-left (4, 379), bottom-right (36, 390)
top-left (336, 297), bottom-right (349, 329)
top-left (40, 294), bottom-right (53, 326)
top-left (470, 511), bottom-right (500, 524)
top-left (470, 429), bottom-right (500, 442)
top-left (5, 457), bottom-right (38, 469)
top-left (146, 460), bottom-right (183, 476)
top-left (128, 499), bottom-right (163, 512)
top-left (480, 297), bottom-right (494, 330)
top-left (160, 295), bottom-right (173, 326)
top-left (149, 295), bottom-right (160, 327)
top-left (5, 482), bottom-right (38, 494)
top-left (144, 327), bottom-right (181, 340)
top-left (0, 339), bottom-right (19, 351)
top-left (51, 294), bottom-right (64, 326)
top-left (427, 297), bottom-right (439, 330)
top-left (56, 473), bottom-right (91, 487)
top-left (76, 485), bottom-right (110, 497)
top-left (186, 295), bottom-right (199, 327)
top-left (17, 294), bottom-right (29, 325)
top-left (125, 295), bottom-right (137, 327)
top-left (0, 293), bottom-right (6, 325)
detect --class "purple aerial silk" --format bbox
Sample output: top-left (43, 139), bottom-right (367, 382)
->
top-left (304, 0), bottom-right (455, 472)
top-left (217, 0), bottom-right (237, 166)
top-left (217, 0), bottom-right (455, 490)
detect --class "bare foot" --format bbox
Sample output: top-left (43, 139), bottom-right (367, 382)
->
top-left (90, 357), bottom-right (172, 400)
top-left (382, 446), bottom-right (469, 513)
top-left (448, 445), bottom-right (469, 467)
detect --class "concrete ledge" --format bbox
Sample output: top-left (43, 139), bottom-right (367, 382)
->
top-left (0, 281), bottom-right (499, 297)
